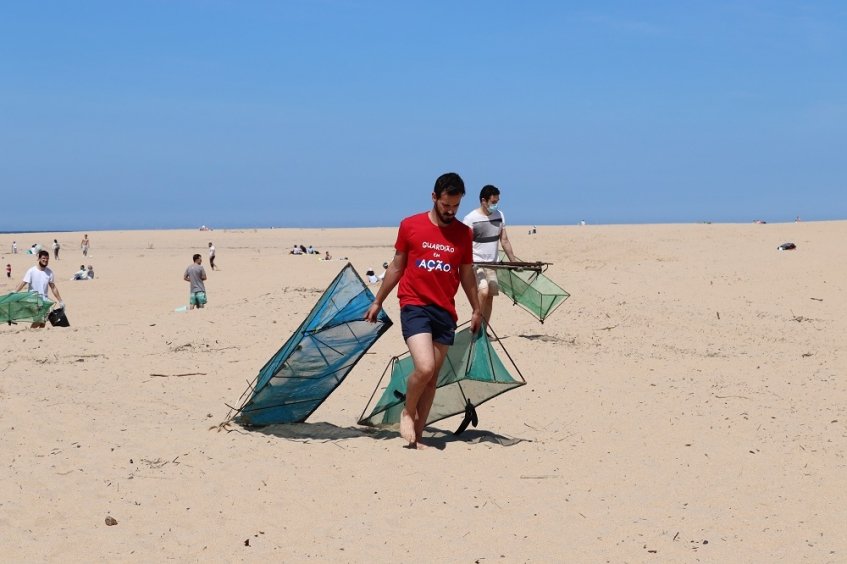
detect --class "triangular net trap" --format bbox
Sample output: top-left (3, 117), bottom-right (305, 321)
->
top-left (0, 292), bottom-right (54, 325)
top-left (231, 263), bottom-right (392, 426)
top-left (495, 251), bottom-right (569, 323)
top-left (358, 323), bottom-right (525, 433)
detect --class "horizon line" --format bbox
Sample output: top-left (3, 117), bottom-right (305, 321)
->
top-left (2, 218), bottom-right (842, 236)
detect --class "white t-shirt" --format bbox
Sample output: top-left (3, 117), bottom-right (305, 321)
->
top-left (462, 208), bottom-right (506, 262)
top-left (209, 245), bottom-right (215, 257)
top-left (22, 266), bottom-right (54, 299)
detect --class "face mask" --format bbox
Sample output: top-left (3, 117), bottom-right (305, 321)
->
top-left (487, 203), bottom-right (499, 212)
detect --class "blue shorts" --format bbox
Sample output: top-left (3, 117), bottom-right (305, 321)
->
top-left (400, 304), bottom-right (456, 346)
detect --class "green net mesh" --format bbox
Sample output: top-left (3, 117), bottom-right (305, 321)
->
top-left (359, 325), bottom-right (524, 427)
top-left (0, 292), bottom-right (54, 324)
top-left (495, 252), bottom-right (569, 323)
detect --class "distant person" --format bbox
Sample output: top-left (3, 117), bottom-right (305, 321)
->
top-left (379, 261), bottom-right (389, 281)
top-left (52, 238), bottom-right (61, 260)
top-left (365, 267), bottom-right (379, 285)
top-left (307, 245), bottom-right (316, 254)
top-left (462, 184), bottom-right (518, 325)
top-left (12, 240), bottom-right (17, 254)
top-left (87, 265), bottom-right (94, 279)
top-left (291, 245), bottom-right (303, 255)
top-left (6, 263), bottom-right (11, 278)
top-left (73, 264), bottom-right (89, 280)
top-left (208, 242), bottom-right (217, 270)
top-left (80, 234), bottom-right (90, 257)
top-left (183, 253), bottom-right (207, 310)
top-left (324, 251), bottom-right (332, 260)
top-left (365, 172), bottom-right (481, 448)
top-left (299, 244), bottom-right (307, 254)
top-left (14, 250), bottom-right (63, 328)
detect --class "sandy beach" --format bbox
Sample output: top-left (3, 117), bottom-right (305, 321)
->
top-left (1, 222), bottom-right (845, 562)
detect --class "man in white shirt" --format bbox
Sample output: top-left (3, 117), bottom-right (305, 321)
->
top-left (208, 242), bottom-right (217, 270)
top-left (15, 250), bottom-right (64, 328)
top-left (462, 184), bottom-right (518, 325)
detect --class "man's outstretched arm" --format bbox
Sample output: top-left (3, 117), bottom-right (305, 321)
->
top-left (49, 282), bottom-right (62, 304)
top-left (365, 251), bottom-right (406, 323)
top-left (500, 227), bottom-right (518, 262)
top-left (459, 263), bottom-right (482, 334)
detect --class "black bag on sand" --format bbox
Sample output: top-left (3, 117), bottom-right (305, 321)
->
top-left (48, 307), bottom-right (70, 327)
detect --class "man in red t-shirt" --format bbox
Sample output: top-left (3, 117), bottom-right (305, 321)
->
top-left (366, 172), bottom-right (482, 448)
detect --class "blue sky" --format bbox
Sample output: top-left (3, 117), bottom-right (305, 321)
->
top-left (2, 1), bottom-right (845, 230)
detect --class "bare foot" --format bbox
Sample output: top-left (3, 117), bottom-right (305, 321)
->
top-left (402, 440), bottom-right (429, 450)
top-left (399, 408), bottom-right (416, 444)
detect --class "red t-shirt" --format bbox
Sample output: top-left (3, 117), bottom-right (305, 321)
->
top-left (395, 211), bottom-right (473, 321)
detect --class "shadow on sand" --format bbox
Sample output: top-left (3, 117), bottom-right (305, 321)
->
top-left (246, 421), bottom-right (527, 448)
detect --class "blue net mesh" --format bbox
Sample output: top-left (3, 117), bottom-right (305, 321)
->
top-left (236, 264), bottom-right (392, 426)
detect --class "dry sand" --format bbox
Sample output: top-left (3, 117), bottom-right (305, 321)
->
top-left (1, 222), bottom-right (845, 562)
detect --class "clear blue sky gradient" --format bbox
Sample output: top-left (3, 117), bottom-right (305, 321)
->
top-left (2, 1), bottom-right (845, 230)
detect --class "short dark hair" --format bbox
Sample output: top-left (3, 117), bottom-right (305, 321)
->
top-left (193, 254), bottom-right (202, 262)
top-left (479, 184), bottom-right (500, 202)
top-left (37, 250), bottom-right (49, 258)
top-left (433, 172), bottom-right (465, 198)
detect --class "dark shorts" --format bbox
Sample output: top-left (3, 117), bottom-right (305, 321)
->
top-left (400, 304), bottom-right (456, 346)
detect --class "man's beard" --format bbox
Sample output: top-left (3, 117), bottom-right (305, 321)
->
top-left (434, 207), bottom-right (455, 224)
